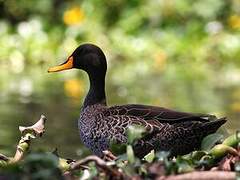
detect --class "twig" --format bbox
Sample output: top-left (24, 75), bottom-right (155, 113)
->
top-left (10, 115), bottom-right (47, 163)
top-left (0, 153), bottom-right (9, 161)
top-left (19, 114), bottom-right (46, 137)
top-left (70, 155), bottom-right (123, 177)
top-left (103, 150), bottom-right (117, 161)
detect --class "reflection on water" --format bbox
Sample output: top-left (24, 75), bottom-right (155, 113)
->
top-left (0, 69), bottom-right (89, 159)
top-left (0, 68), bottom-right (239, 159)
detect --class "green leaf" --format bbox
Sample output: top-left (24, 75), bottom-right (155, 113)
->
top-left (22, 153), bottom-right (62, 180)
top-left (182, 151), bottom-right (207, 162)
top-left (116, 154), bottom-right (128, 162)
top-left (0, 160), bottom-right (8, 167)
top-left (155, 151), bottom-right (170, 162)
top-left (109, 140), bottom-right (127, 155)
top-left (201, 133), bottom-right (223, 151)
top-left (209, 144), bottom-right (237, 159)
top-left (23, 153), bottom-right (59, 168)
top-left (176, 157), bottom-right (194, 174)
top-left (222, 131), bottom-right (240, 148)
top-left (143, 150), bottom-right (155, 163)
top-left (58, 157), bottom-right (71, 172)
top-left (127, 145), bottom-right (135, 164)
top-left (88, 162), bottom-right (98, 178)
top-left (139, 165), bottom-right (148, 175)
top-left (199, 154), bottom-right (215, 167)
top-left (127, 125), bottom-right (145, 144)
top-left (216, 126), bottom-right (229, 137)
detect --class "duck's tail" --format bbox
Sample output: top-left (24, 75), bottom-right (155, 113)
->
top-left (202, 117), bottom-right (227, 134)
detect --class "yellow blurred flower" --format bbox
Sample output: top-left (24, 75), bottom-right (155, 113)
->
top-left (154, 50), bottom-right (167, 71)
top-left (63, 6), bottom-right (84, 26)
top-left (230, 102), bottom-right (240, 112)
top-left (64, 79), bottom-right (84, 99)
top-left (228, 15), bottom-right (240, 29)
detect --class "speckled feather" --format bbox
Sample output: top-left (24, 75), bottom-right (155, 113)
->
top-left (50, 43), bottom-right (226, 158)
top-left (78, 103), bottom-right (226, 157)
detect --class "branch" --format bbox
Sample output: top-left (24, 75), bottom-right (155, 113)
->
top-left (0, 153), bottom-right (9, 161)
top-left (70, 155), bottom-right (123, 177)
top-left (103, 150), bottom-right (117, 161)
top-left (10, 115), bottom-right (47, 163)
top-left (159, 171), bottom-right (236, 180)
top-left (19, 114), bottom-right (46, 136)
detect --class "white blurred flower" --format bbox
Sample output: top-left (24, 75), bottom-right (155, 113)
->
top-left (205, 21), bottom-right (223, 35)
top-left (222, 34), bottom-right (240, 53)
top-left (131, 37), bottom-right (147, 52)
top-left (223, 68), bottom-right (240, 86)
top-left (17, 19), bottom-right (42, 38)
top-left (19, 79), bottom-right (33, 97)
top-left (30, 19), bottom-right (42, 32)
top-left (18, 22), bottom-right (33, 38)
top-left (8, 35), bottom-right (21, 48)
top-left (9, 50), bottom-right (25, 73)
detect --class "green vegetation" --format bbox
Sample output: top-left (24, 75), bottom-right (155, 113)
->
top-left (0, 120), bottom-right (239, 179)
top-left (0, 0), bottom-right (239, 171)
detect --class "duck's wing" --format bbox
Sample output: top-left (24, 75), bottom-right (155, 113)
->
top-left (105, 104), bottom-right (217, 124)
top-left (100, 104), bottom-right (226, 157)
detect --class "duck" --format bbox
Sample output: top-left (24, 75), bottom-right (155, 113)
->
top-left (48, 43), bottom-right (226, 158)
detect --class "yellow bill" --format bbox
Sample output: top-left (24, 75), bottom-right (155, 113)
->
top-left (48, 56), bottom-right (74, 73)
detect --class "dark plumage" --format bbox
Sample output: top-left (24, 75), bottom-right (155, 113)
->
top-left (48, 43), bottom-right (226, 158)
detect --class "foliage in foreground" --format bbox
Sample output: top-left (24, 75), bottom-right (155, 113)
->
top-left (0, 116), bottom-right (239, 180)
top-left (1, 0), bottom-right (240, 159)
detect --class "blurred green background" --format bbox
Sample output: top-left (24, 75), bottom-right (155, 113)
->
top-left (0, 0), bottom-right (239, 159)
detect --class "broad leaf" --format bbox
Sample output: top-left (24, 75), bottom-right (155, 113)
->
top-left (201, 133), bottom-right (223, 151)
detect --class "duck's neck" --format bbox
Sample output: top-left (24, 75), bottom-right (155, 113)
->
top-left (83, 72), bottom-right (106, 108)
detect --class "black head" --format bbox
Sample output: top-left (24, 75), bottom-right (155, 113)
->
top-left (48, 43), bottom-right (107, 75)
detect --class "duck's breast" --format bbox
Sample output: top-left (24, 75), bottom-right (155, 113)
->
top-left (78, 104), bottom-right (109, 156)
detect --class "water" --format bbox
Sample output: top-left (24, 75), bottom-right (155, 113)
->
top-left (0, 67), bottom-right (239, 159)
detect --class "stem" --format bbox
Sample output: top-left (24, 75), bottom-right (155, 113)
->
top-left (70, 155), bottom-right (122, 177)
top-left (0, 153), bottom-right (9, 161)
top-left (10, 115), bottom-right (46, 163)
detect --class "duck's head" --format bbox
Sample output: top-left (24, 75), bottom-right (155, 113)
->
top-left (48, 43), bottom-right (107, 75)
